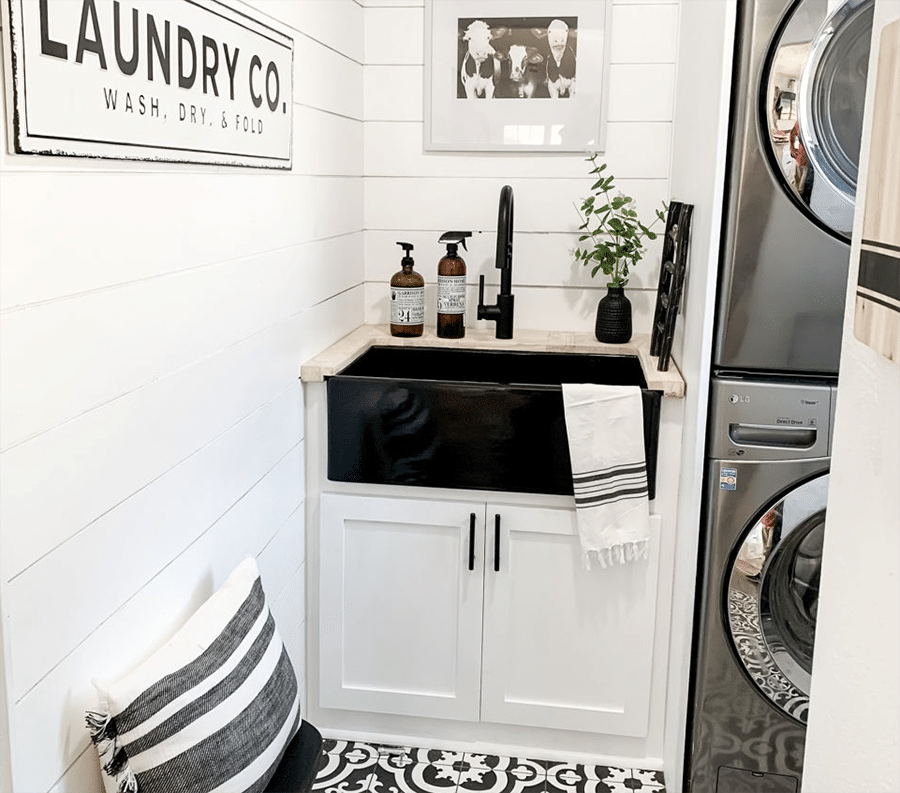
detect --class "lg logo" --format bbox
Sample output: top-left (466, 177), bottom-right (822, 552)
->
top-left (729, 394), bottom-right (751, 404)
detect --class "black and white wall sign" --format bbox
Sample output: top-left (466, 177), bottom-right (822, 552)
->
top-left (3, 0), bottom-right (294, 168)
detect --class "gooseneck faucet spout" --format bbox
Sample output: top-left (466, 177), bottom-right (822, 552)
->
top-left (478, 185), bottom-right (515, 339)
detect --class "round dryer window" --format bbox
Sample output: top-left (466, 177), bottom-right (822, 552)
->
top-left (761, 0), bottom-right (873, 238)
top-left (726, 473), bottom-right (829, 724)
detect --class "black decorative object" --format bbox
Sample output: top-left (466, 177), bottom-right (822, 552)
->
top-left (595, 286), bottom-right (633, 343)
top-left (263, 721), bottom-right (325, 793)
top-left (650, 202), bottom-right (694, 370)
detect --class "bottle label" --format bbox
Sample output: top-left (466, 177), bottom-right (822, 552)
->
top-left (391, 286), bottom-right (425, 325)
top-left (437, 276), bottom-right (466, 315)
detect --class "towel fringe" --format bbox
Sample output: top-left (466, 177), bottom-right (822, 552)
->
top-left (85, 710), bottom-right (116, 743)
top-left (584, 539), bottom-right (649, 570)
top-left (85, 710), bottom-right (138, 793)
top-left (117, 771), bottom-right (139, 793)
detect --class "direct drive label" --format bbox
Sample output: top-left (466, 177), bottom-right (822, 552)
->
top-left (720, 467), bottom-right (737, 491)
top-left (437, 276), bottom-right (466, 314)
top-left (391, 287), bottom-right (425, 325)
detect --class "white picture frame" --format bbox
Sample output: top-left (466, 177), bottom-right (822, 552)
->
top-left (424, 0), bottom-right (611, 153)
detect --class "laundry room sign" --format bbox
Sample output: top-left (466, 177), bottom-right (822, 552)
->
top-left (2, 0), bottom-right (294, 168)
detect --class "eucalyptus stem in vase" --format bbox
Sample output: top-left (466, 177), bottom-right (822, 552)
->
top-left (574, 153), bottom-right (667, 343)
top-left (574, 152), bottom-right (667, 288)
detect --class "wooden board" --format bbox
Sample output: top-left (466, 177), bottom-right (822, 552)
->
top-left (854, 19), bottom-right (900, 363)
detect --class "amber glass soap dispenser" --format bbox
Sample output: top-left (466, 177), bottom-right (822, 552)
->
top-left (390, 241), bottom-right (424, 337)
top-left (437, 231), bottom-right (472, 339)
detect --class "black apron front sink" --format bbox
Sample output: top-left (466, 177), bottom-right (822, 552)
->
top-left (327, 346), bottom-right (661, 499)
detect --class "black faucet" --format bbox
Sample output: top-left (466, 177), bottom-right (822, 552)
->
top-left (477, 185), bottom-right (515, 339)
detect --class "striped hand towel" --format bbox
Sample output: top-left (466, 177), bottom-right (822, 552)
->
top-left (562, 383), bottom-right (650, 568)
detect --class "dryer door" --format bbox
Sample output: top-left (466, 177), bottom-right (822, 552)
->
top-left (726, 472), bottom-right (829, 724)
top-left (762, 0), bottom-right (873, 238)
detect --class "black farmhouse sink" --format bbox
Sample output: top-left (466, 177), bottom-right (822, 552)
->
top-left (327, 346), bottom-right (661, 498)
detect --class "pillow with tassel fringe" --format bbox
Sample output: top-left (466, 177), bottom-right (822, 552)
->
top-left (86, 558), bottom-right (300, 793)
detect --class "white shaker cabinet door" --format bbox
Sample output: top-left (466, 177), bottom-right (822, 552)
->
top-left (480, 506), bottom-right (661, 736)
top-left (319, 493), bottom-right (486, 721)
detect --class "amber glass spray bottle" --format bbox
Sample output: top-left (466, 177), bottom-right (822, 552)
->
top-left (437, 231), bottom-right (472, 339)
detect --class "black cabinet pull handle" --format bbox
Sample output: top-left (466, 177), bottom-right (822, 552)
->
top-left (468, 513), bottom-right (476, 571)
top-left (494, 514), bottom-right (501, 572)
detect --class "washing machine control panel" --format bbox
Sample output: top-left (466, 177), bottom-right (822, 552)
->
top-left (710, 377), bottom-right (835, 460)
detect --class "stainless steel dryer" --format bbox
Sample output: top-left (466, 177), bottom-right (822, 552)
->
top-left (715, 0), bottom-right (873, 376)
top-left (686, 377), bottom-right (836, 793)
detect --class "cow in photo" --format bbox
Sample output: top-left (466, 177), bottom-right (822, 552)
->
top-left (460, 20), bottom-right (507, 98)
top-left (541, 19), bottom-right (576, 98)
top-left (506, 44), bottom-right (544, 98)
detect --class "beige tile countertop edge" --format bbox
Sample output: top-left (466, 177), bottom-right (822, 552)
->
top-left (300, 325), bottom-right (685, 398)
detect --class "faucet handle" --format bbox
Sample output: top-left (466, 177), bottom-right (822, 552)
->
top-left (477, 275), bottom-right (486, 319)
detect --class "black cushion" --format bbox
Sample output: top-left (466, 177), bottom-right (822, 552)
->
top-left (264, 720), bottom-right (325, 793)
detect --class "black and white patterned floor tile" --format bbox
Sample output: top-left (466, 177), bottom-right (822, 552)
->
top-left (316, 741), bottom-right (665, 793)
top-left (455, 753), bottom-right (546, 793)
top-left (545, 761), bottom-right (665, 793)
top-left (314, 741), bottom-right (380, 793)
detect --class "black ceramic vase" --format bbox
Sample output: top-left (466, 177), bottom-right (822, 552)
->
top-left (595, 286), bottom-right (632, 343)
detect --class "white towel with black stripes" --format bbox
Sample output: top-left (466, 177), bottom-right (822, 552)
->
top-left (562, 383), bottom-right (650, 569)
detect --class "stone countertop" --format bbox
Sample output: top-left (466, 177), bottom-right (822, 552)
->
top-left (300, 325), bottom-right (685, 398)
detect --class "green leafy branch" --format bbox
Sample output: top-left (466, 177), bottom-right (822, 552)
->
top-left (574, 153), bottom-right (667, 288)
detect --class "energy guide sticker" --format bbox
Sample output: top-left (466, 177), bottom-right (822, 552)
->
top-left (720, 467), bottom-right (737, 491)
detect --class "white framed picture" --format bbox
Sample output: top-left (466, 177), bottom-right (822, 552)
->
top-left (424, 0), bottom-right (611, 152)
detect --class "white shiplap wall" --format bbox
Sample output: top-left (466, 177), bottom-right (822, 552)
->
top-left (0, 2), bottom-right (364, 791)
top-left (362, 0), bottom-right (679, 333)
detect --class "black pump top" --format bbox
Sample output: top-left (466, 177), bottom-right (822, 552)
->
top-left (439, 231), bottom-right (472, 256)
top-left (396, 241), bottom-right (415, 268)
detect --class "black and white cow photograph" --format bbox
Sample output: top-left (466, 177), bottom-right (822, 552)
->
top-left (455, 16), bottom-right (578, 99)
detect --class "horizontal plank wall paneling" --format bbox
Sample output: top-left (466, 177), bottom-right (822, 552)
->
top-left (365, 228), bottom-right (663, 292)
top-left (365, 65), bottom-right (424, 120)
top-left (243, 0), bottom-right (364, 64)
top-left (365, 6), bottom-right (425, 64)
top-left (1, 200), bottom-right (361, 447)
top-left (363, 282), bottom-right (658, 335)
top-left (1, 318), bottom-right (305, 579)
top-left (362, 0), bottom-right (678, 335)
top-left (609, 5), bottom-right (680, 63)
top-left (8, 375), bottom-right (303, 717)
top-left (361, 0), bottom-right (421, 9)
top-left (294, 36), bottom-right (364, 120)
top-left (365, 178), bottom-right (668, 233)
top-left (298, 285), bottom-right (366, 363)
top-left (295, 109), bottom-right (365, 175)
top-left (0, 172), bottom-right (363, 311)
top-left (0, 1), bottom-right (363, 791)
top-left (365, 122), bottom-right (673, 179)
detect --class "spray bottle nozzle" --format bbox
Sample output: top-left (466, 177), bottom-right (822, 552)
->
top-left (439, 231), bottom-right (472, 255)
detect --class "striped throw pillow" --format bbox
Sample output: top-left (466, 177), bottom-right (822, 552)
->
top-left (86, 558), bottom-right (300, 793)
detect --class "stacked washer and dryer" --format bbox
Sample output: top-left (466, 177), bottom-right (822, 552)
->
top-left (686, 1), bottom-right (874, 791)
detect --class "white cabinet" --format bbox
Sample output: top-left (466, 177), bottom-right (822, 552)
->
top-left (319, 493), bottom-right (660, 736)
top-left (481, 505), bottom-right (660, 737)
top-left (319, 494), bottom-right (486, 721)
